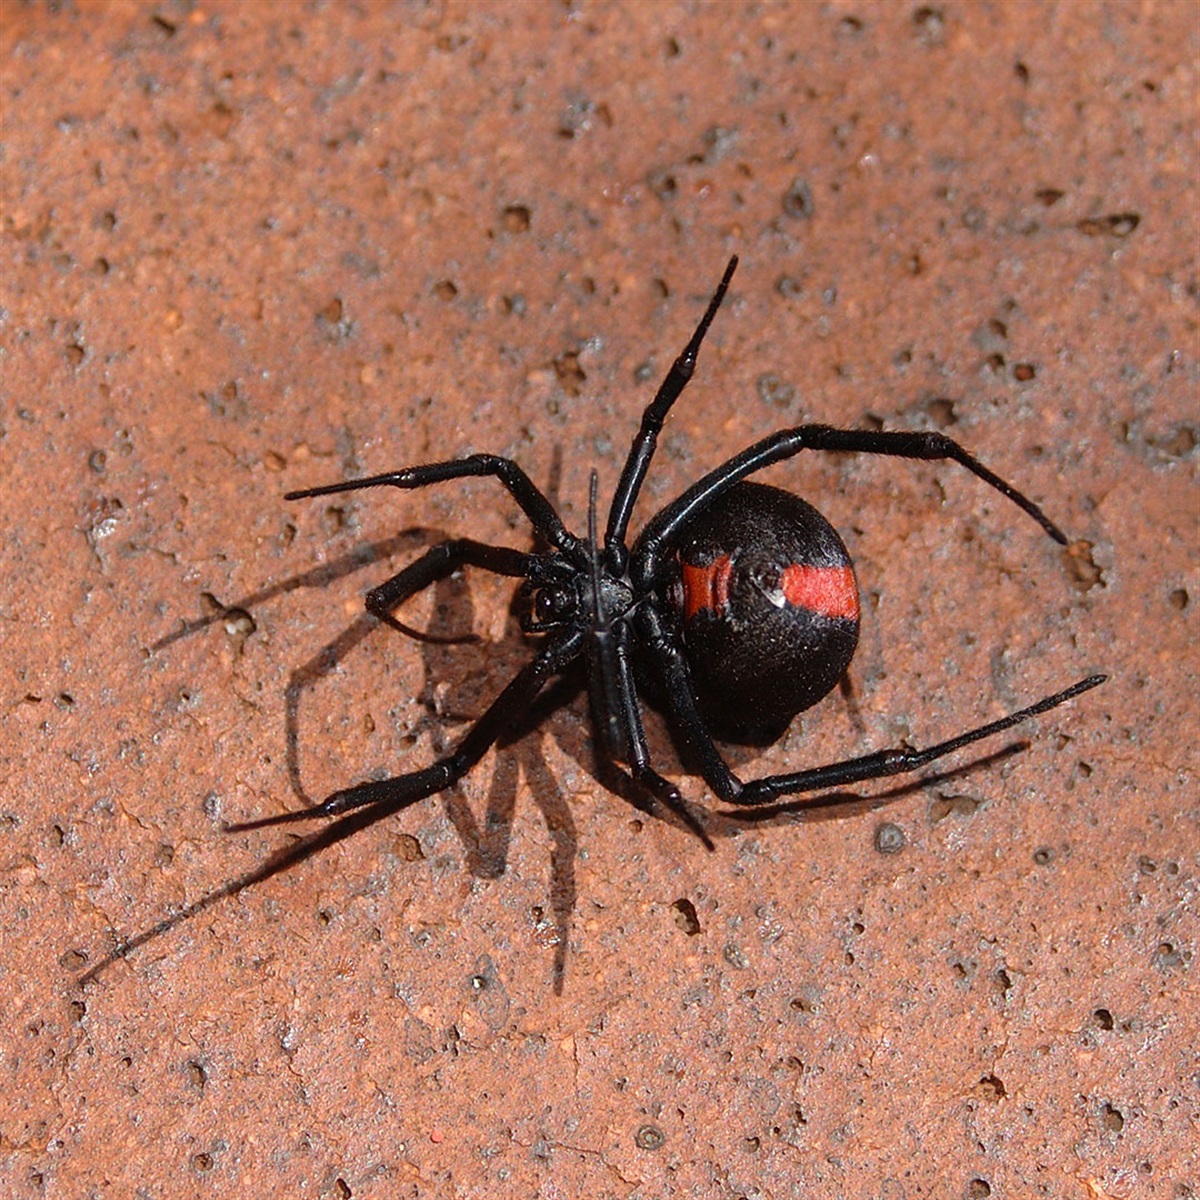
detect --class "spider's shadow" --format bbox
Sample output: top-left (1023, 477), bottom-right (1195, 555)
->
top-left (94, 455), bottom-right (605, 992)
top-left (144, 535), bottom-right (588, 991)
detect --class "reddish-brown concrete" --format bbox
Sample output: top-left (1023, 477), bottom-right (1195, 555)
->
top-left (2, 3), bottom-right (1195, 1197)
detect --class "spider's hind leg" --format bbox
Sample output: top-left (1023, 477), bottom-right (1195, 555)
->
top-left (229, 628), bottom-right (587, 831)
top-left (730, 674), bottom-right (1107, 807)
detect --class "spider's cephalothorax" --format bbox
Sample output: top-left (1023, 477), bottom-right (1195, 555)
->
top-left (238, 255), bottom-right (1103, 841)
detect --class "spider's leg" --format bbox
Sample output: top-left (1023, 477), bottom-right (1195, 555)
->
top-left (585, 468), bottom-right (713, 847)
top-left (584, 470), bottom-right (627, 760)
top-left (634, 425), bottom-right (1072, 590)
top-left (636, 605), bottom-right (745, 805)
top-left (605, 256), bottom-right (738, 554)
top-left (727, 675), bottom-right (1107, 807)
top-left (365, 538), bottom-right (534, 643)
top-left (230, 627), bottom-right (585, 830)
top-left (287, 454), bottom-right (581, 558)
top-left (639, 598), bottom-right (1104, 810)
top-left (601, 620), bottom-right (714, 848)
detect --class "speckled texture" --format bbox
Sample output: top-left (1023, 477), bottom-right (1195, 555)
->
top-left (2, 3), bottom-right (1196, 1197)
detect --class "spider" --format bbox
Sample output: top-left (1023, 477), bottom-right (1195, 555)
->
top-left (236, 255), bottom-right (1103, 843)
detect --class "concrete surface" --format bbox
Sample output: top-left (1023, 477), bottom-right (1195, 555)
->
top-left (1, 2), bottom-right (1196, 1197)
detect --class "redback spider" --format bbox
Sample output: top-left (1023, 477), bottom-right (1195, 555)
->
top-left (234, 255), bottom-right (1103, 844)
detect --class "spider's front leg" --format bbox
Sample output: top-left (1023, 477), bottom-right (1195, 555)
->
top-left (364, 538), bottom-right (532, 643)
top-left (287, 453), bottom-right (582, 558)
top-left (605, 255), bottom-right (738, 554)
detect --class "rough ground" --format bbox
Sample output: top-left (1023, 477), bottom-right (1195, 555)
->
top-left (2, 3), bottom-right (1196, 1197)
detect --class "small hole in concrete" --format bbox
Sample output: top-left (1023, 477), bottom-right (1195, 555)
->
top-left (646, 168), bottom-right (677, 199)
top-left (60, 948), bottom-right (88, 972)
top-left (393, 833), bottom-right (424, 862)
top-left (757, 373), bottom-right (796, 409)
top-left (670, 898), bottom-right (701, 936)
top-left (1077, 212), bottom-right (1141, 237)
top-left (913, 6), bottom-right (946, 45)
top-left (782, 177), bottom-right (814, 219)
top-left (553, 350), bottom-right (586, 397)
top-left (1155, 941), bottom-right (1183, 968)
top-left (925, 397), bottom-right (957, 427)
top-left (635, 1123), bottom-right (665, 1151)
top-left (874, 822), bottom-right (905, 854)
top-left (500, 204), bottom-right (531, 234)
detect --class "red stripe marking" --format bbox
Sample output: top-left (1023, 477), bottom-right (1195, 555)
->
top-left (682, 555), bottom-right (733, 620)
top-left (780, 564), bottom-right (859, 620)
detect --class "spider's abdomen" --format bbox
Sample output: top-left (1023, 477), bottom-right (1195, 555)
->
top-left (673, 481), bottom-right (859, 743)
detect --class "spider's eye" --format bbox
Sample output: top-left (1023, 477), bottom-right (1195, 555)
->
top-left (533, 585), bottom-right (573, 625)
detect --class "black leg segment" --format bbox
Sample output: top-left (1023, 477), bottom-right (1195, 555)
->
top-left (725, 674), bottom-right (1107, 806)
top-left (229, 628), bottom-right (586, 831)
top-left (605, 256), bottom-right (738, 555)
top-left (365, 538), bottom-right (534, 643)
top-left (634, 424), bottom-right (1069, 591)
top-left (287, 454), bottom-right (582, 558)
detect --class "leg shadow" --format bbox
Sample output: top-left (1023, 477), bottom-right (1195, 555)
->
top-left (90, 463), bottom-right (596, 991)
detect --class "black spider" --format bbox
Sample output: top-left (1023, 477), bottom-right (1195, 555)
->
top-left (236, 255), bottom-right (1103, 844)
